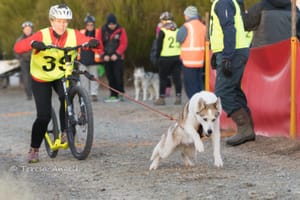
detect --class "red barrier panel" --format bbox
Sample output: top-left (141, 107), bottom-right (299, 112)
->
top-left (297, 41), bottom-right (300, 138)
top-left (209, 39), bottom-right (300, 139)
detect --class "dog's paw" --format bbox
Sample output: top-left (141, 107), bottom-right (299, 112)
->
top-left (195, 141), bottom-right (204, 153)
top-left (149, 163), bottom-right (158, 170)
top-left (184, 161), bottom-right (195, 167)
top-left (214, 158), bottom-right (223, 167)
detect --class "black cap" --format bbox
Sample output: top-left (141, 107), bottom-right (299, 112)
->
top-left (106, 14), bottom-right (117, 25)
top-left (84, 15), bottom-right (95, 23)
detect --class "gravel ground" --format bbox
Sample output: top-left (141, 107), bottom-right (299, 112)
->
top-left (0, 86), bottom-right (300, 200)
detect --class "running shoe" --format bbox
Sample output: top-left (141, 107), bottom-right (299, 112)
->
top-left (104, 96), bottom-right (120, 103)
top-left (28, 148), bottom-right (39, 163)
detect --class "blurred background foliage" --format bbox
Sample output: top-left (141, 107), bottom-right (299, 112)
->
top-left (0, 0), bottom-right (258, 69)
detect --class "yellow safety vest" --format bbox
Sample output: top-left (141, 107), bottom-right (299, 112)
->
top-left (30, 28), bottom-right (77, 81)
top-left (160, 28), bottom-right (181, 57)
top-left (245, 31), bottom-right (253, 47)
top-left (209, 0), bottom-right (248, 53)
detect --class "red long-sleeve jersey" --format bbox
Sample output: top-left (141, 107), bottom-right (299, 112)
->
top-left (14, 27), bottom-right (102, 54)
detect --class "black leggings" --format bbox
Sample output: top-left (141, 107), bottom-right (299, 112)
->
top-left (158, 58), bottom-right (182, 97)
top-left (104, 60), bottom-right (125, 97)
top-left (31, 79), bottom-right (65, 148)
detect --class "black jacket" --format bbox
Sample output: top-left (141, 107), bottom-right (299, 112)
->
top-left (78, 29), bottom-right (99, 65)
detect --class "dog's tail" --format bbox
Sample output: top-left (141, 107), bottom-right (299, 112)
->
top-left (150, 133), bottom-right (166, 161)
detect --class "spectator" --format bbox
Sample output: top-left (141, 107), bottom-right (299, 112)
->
top-left (14, 4), bottom-right (100, 163)
top-left (242, 0), bottom-right (298, 31)
top-left (99, 14), bottom-right (128, 103)
top-left (242, 0), bottom-right (300, 45)
top-left (156, 12), bottom-right (173, 97)
top-left (154, 11), bottom-right (182, 105)
top-left (176, 6), bottom-right (206, 99)
top-left (77, 14), bottom-right (102, 102)
top-left (209, 0), bottom-right (255, 146)
top-left (15, 21), bottom-right (34, 100)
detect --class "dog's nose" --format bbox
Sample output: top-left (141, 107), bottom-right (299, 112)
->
top-left (207, 129), bottom-right (212, 135)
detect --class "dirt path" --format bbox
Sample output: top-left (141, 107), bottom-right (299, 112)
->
top-left (0, 87), bottom-right (300, 200)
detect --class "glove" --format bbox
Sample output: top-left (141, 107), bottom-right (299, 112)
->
top-left (31, 41), bottom-right (46, 51)
top-left (222, 59), bottom-right (232, 77)
top-left (87, 39), bottom-right (99, 48)
top-left (211, 54), bottom-right (217, 70)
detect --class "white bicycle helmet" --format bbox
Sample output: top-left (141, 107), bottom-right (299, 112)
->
top-left (49, 4), bottom-right (72, 20)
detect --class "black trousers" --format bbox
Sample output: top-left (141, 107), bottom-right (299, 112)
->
top-left (214, 48), bottom-right (250, 116)
top-left (104, 60), bottom-right (125, 97)
top-left (20, 60), bottom-right (32, 98)
top-left (158, 57), bottom-right (182, 97)
top-left (31, 79), bottom-right (65, 148)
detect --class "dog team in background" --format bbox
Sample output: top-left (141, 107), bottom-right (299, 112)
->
top-left (15, 2), bottom-right (256, 166)
top-left (133, 67), bottom-right (159, 101)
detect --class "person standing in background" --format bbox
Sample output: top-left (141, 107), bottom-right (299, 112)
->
top-left (156, 12), bottom-right (173, 97)
top-left (77, 14), bottom-right (102, 102)
top-left (209, 0), bottom-right (255, 146)
top-left (99, 13), bottom-right (128, 103)
top-left (154, 11), bottom-right (182, 105)
top-left (176, 6), bottom-right (206, 99)
top-left (15, 21), bottom-right (34, 100)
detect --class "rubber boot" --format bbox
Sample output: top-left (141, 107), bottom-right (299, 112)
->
top-left (226, 108), bottom-right (256, 146)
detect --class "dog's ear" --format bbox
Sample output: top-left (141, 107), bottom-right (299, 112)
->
top-left (216, 97), bottom-right (222, 112)
top-left (181, 102), bottom-right (189, 121)
top-left (198, 98), bottom-right (206, 111)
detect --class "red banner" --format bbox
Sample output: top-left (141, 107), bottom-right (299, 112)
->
top-left (209, 39), bottom-right (300, 139)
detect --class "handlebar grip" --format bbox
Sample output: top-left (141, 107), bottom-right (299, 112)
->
top-left (84, 71), bottom-right (94, 80)
top-left (44, 44), bottom-right (86, 52)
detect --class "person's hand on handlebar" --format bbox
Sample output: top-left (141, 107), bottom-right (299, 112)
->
top-left (31, 41), bottom-right (47, 51)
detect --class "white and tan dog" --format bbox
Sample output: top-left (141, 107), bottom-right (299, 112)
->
top-left (149, 91), bottom-right (223, 170)
top-left (133, 67), bottom-right (159, 101)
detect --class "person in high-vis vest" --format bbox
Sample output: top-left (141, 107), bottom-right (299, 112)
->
top-left (154, 12), bottom-right (174, 97)
top-left (209, 0), bottom-right (255, 146)
top-left (77, 14), bottom-right (102, 102)
top-left (14, 4), bottom-right (100, 163)
top-left (154, 12), bottom-right (182, 106)
top-left (176, 6), bottom-right (206, 99)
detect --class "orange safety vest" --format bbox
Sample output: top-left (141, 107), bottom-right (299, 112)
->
top-left (77, 28), bottom-right (101, 62)
top-left (180, 19), bottom-right (206, 68)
